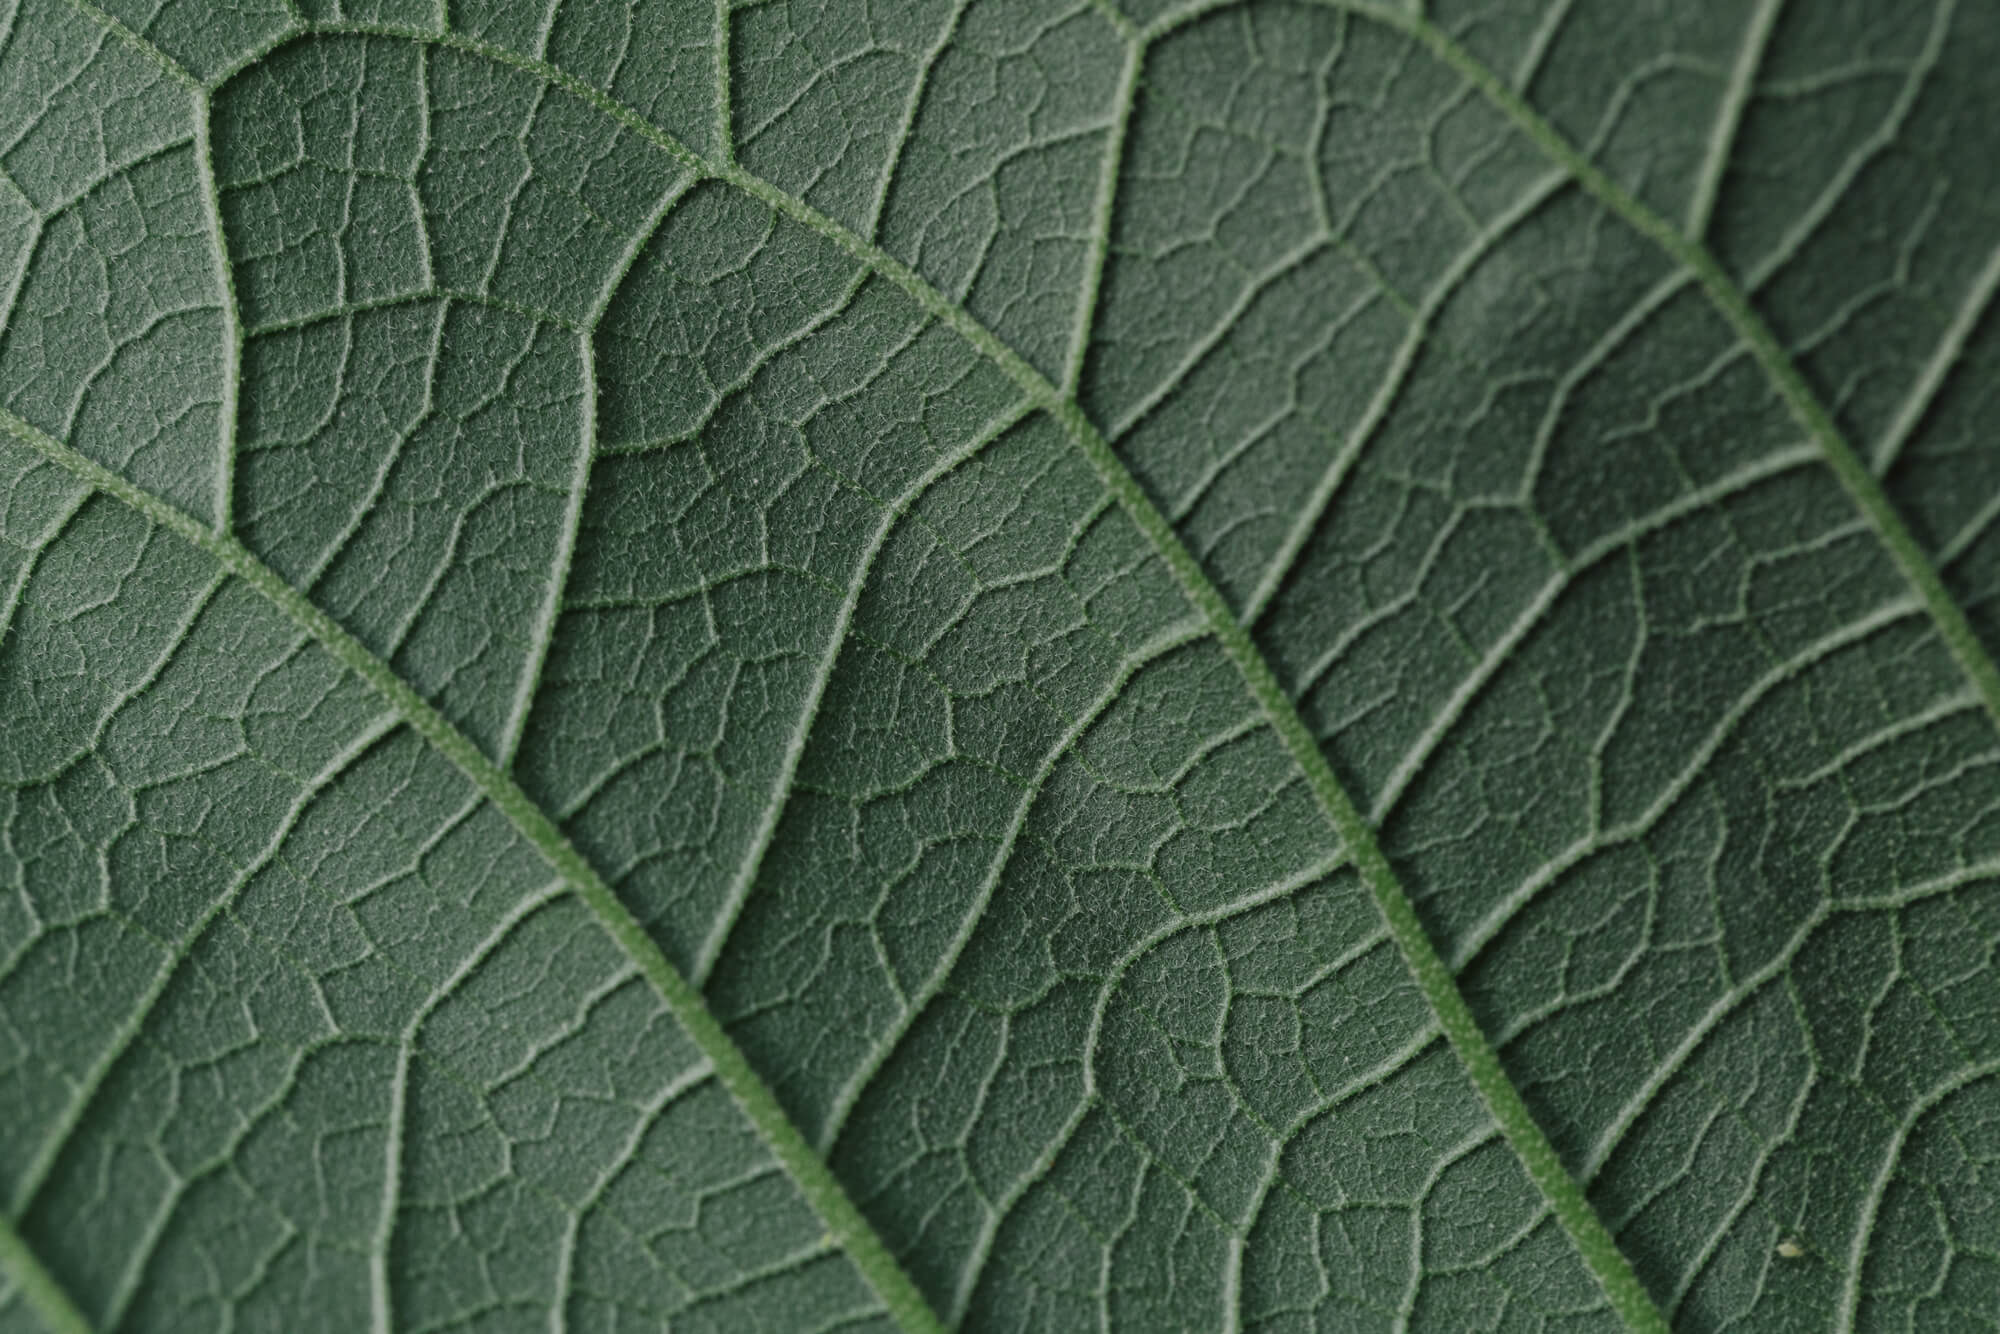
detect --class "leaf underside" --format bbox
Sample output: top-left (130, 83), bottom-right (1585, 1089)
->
top-left (3, 1), bottom-right (2000, 1332)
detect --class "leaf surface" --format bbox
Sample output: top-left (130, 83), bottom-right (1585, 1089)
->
top-left (2, 1), bottom-right (1999, 1331)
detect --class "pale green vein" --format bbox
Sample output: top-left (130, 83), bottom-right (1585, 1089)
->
top-left (0, 405), bottom-right (947, 1334)
top-left (1741, 0), bottom-right (1954, 294)
top-left (1084, 0), bottom-right (1141, 43)
top-left (1338, 0), bottom-right (2000, 741)
top-left (491, 140), bottom-right (688, 772)
top-left (222, 20), bottom-right (1671, 1328)
top-left (1510, 0), bottom-right (1577, 92)
top-left (63, 0), bottom-right (197, 88)
top-left (190, 93), bottom-right (241, 534)
top-left (495, 328), bottom-right (592, 764)
top-left (241, 287), bottom-right (585, 337)
top-left (0, 1210), bottom-right (92, 1334)
top-left (1838, 1060), bottom-right (2000, 1332)
top-left (692, 398), bottom-right (1037, 988)
top-left (1687, 0), bottom-right (1783, 240)
top-left (1065, 37), bottom-right (1140, 394)
top-left (1242, 165), bottom-right (1570, 627)
top-left (864, 0), bottom-right (966, 240)
top-left (1873, 234), bottom-right (2000, 474)
top-left (376, 878), bottom-right (568, 1334)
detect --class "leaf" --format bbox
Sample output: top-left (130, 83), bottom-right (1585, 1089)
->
top-left (2, 0), bottom-right (1998, 1330)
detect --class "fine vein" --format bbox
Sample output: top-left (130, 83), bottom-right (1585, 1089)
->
top-left (191, 92), bottom-right (243, 535)
top-left (1686, 0), bottom-right (1783, 239)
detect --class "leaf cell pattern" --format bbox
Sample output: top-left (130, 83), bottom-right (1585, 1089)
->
top-left (2, 1), bottom-right (1999, 1332)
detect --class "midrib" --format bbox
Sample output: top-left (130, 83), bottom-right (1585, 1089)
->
top-left (81, 13), bottom-right (1666, 1331)
top-left (20, 5), bottom-right (1992, 1334)
top-left (16, 5), bottom-right (1665, 1331)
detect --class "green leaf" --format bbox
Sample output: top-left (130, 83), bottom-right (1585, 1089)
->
top-left (3, 0), bottom-right (1998, 1330)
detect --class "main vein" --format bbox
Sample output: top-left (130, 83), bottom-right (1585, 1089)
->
top-left (36, 10), bottom-right (1673, 1328)
top-left (0, 403), bottom-right (946, 1334)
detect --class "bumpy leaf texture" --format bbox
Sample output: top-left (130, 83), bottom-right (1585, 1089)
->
top-left (3, 0), bottom-right (2000, 1330)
